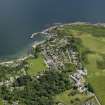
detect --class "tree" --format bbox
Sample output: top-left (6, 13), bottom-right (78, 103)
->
top-left (14, 75), bottom-right (32, 86)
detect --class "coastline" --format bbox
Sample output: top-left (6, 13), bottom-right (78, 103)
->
top-left (31, 21), bottom-right (105, 39)
top-left (1, 21), bottom-right (105, 65)
top-left (0, 40), bottom-right (46, 65)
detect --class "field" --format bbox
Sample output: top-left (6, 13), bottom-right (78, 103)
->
top-left (55, 90), bottom-right (92, 105)
top-left (62, 24), bottom-right (105, 105)
top-left (79, 34), bottom-right (105, 105)
top-left (0, 99), bottom-right (3, 105)
top-left (27, 56), bottom-right (46, 76)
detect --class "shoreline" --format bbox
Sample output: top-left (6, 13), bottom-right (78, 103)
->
top-left (31, 21), bottom-right (105, 38)
top-left (1, 21), bottom-right (105, 65)
top-left (0, 40), bottom-right (46, 65)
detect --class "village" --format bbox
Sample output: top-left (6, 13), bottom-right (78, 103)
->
top-left (33, 26), bottom-right (99, 105)
top-left (37, 30), bottom-right (88, 93)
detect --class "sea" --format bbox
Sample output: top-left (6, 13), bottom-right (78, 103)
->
top-left (0, 0), bottom-right (105, 59)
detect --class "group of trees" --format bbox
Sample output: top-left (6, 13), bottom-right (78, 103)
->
top-left (0, 70), bottom-right (72, 105)
top-left (0, 65), bottom-right (21, 82)
top-left (32, 45), bottom-right (41, 58)
top-left (64, 63), bottom-right (76, 73)
top-left (14, 75), bottom-right (32, 86)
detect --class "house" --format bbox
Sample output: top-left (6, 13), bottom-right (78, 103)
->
top-left (77, 70), bottom-right (87, 76)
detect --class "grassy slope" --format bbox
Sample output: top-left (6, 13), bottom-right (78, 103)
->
top-left (55, 90), bottom-right (90, 105)
top-left (86, 54), bottom-right (105, 104)
top-left (62, 24), bottom-right (105, 105)
top-left (27, 56), bottom-right (46, 76)
top-left (0, 99), bottom-right (3, 105)
top-left (80, 35), bottom-right (105, 104)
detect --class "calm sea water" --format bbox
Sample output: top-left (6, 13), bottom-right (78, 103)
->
top-left (0, 0), bottom-right (105, 59)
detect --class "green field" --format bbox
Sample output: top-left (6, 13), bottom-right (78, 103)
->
top-left (62, 24), bottom-right (105, 105)
top-left (55, 90), bottom-right (90, 105)
top-left (0, 99), bottom-right (3, 105)
top-left (79, 34), bottom-right (105, 105)
top-left (27, 56), bottom-right (46, 76)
